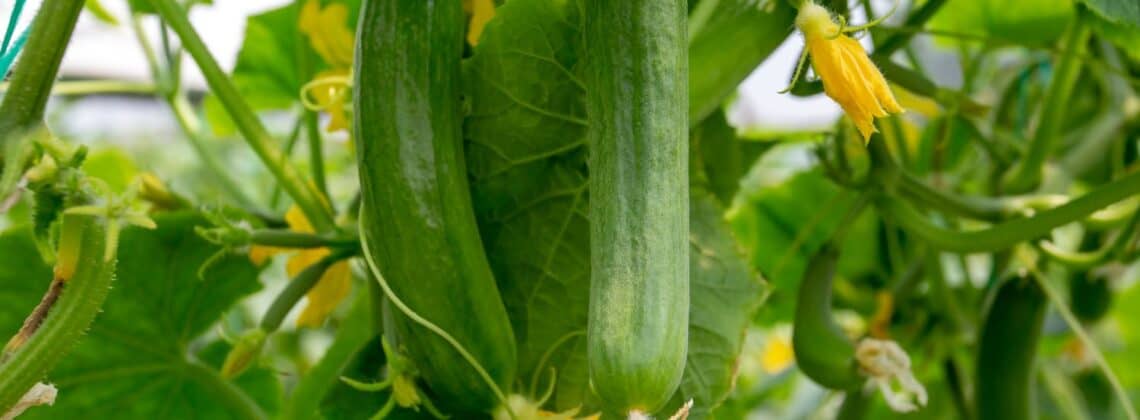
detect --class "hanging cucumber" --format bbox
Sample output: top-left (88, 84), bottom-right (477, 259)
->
top-left (584, 0), bottom-right (689, 414)
top-left (976, 274), bottom-right (1048, 420)
top-left (0, 214), bottom-right (115, 412)
top-left (1070, 271), bottom-right (1111, 324)
top-left (353, 0), bottom-right (516, 414)
top-left (793, 243), bottom-right (863, 390)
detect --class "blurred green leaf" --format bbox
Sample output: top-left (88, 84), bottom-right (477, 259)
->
top-left (84, 0), bottom-right (119, 25)
top-left (930, 0), bottom-right (1074, 46)
top-left (81, 148), bottom-right (139, 192)
top-left (728, 165), bottom-right (880, 324)
top-left (0, 212), bottom-right (277, 419)
top-left (1079, 0), bottom-right (1140, 28)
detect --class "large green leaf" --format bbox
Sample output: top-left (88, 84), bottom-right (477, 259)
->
top-left (464, 0), bottom-right (765, 415)
top-left (1079, 0), bottom-right (1140, 28)
top-left (0, 212), bottom-right (278, 419)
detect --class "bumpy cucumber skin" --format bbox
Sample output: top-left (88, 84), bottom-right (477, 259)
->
top-left (353, 0), bottom-right (516, 413)
top-left (584, 0), bottom-right (689, 414)
top-left (0, 215), bottom-right (114, 412)
top-left (976, 275), bottom-right (1047, 420)
top-left (792, 244), bottom-right (863, 390)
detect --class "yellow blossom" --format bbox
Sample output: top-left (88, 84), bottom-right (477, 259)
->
top-left (463, 0), bottom-right (496, 46)
top-left (299, 0), bottom-right (354, 133)
top-left (795, 1), bottom-right (903, 142)
top-left (759, 331), bottom-right (794, 374)
top-left (250, 205), bottom-right (351, 328)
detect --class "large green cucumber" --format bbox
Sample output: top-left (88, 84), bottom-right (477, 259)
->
top-left (976, 274), bottom-right (1048, 420)
top-left (353, 0), bottom-right (516, 413)
top-left (584, 0), bottom-right (689, 414)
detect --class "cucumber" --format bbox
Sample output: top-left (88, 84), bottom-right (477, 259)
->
top-left (0, 215), bottom-right (115, 412)
top-left (792, 244), bottom-right (863, 390)
top-left (1070, 272), bottom-right (1111, 324)
top-left (584, 0), bottom-right (689, 414)
top-left (353, 0), bottom-right (516, 413)
top-left (976, 274), bottom-right (1047, 420)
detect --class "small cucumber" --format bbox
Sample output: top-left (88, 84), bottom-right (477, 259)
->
top-left (0, 215), bottom-right (115, 412)
top-left (1070, 271), bottom-right (1111, 324)
top-left (584, 0), bottom-right (689, 414)
top-left (976, 274), bottom-right (1047, 420)
top-left (354, 0), bottom-right (516, 413)
top-left (792, 244), bottom-right (863, 390)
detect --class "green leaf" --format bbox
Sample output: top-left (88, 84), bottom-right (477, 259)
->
top-left (930, 0), bottom-right (1074, 46)
top-left (464, 1), bottom-right (766, 415)
top-left (81, 148), bottom-right (139, 192)
top-left (204, 3), bottom-right (305, 136)
top-left (203, 0), bottom-right (363, 136)
top-left (0, 212), bottom-right (278, 419)
top-left (1079, 0), bottom-right (1140, 28)
top-left (1088, 12), bottom-right (1140, 62)
top-left (728, 164), bottom-right (880, 323)
top-left (691, 108), bottom-right (772, 207)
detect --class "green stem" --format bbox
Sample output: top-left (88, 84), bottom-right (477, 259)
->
top-left (270, 117), bottom-right (306, 210)
top-left (182, 360), bottom-right (267, 420)
top-left (877, 166), bottom-right (1140, 252)
top-left (0, 0), bottom-right (86, 137)
top-left (0, 80), bottom-right (157, 96)
top-left (148, 0), bottom-right (336, 233)
top-left (0, 216), bottom-right (113, 412)
top-left (280, 291), bottom-right (374, 420)
top-left (1003, 16), bottom-right (1091, 193)
top-left (260, 249), bottom-right (355, 332)
top-left (249, 229), bottom-right (359, 249)
top-left (305, 112), bottom-right (329, 202)
top-left (128, 13), bottom-right (263, 211)
top-left (169, 95), bottom-right (264, 209)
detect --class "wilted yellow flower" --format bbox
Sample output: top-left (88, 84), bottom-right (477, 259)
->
top-left (795, 1), bottom-right (902, 142)
top-left (463, 0), bottom-right (496, 46)
top-left (299, 0), bottom-right (353, 133)
top-left (250, 205), bottom-right (351, 327)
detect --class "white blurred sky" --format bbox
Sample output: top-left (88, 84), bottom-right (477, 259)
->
top-left (1, 0), bottom-right (946, 133)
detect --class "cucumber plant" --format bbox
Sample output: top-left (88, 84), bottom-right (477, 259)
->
top-left (2, 0), bottom-right (1140, 419)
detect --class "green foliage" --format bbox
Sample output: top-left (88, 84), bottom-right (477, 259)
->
top-left (729, 163), bottom-right (879, 323)
top-left (0, 213), bottom-right (277, 419)
top-left (930, 0), bottom-right (1074, 45)
top-left (1079, 0), bottom-right (1140, 28)
top-left (464, 0), bottom-right (764, 416)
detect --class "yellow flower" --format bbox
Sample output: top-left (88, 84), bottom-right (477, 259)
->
top-left (299, 0), bottom-right (353, 68)
top-left (463, 0), bottom-right (496, 46)
top-left (795, 1), bottom-right (902, 142)
top-left (299, 0), bottom-right (354, 133)
top-left (250, 205), bottom-right (351, 328)
top-left (759, 331), bottom-right (794, 374)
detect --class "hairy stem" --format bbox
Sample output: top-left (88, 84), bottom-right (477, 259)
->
top-left (0, 0), bottom-right (85, 137)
